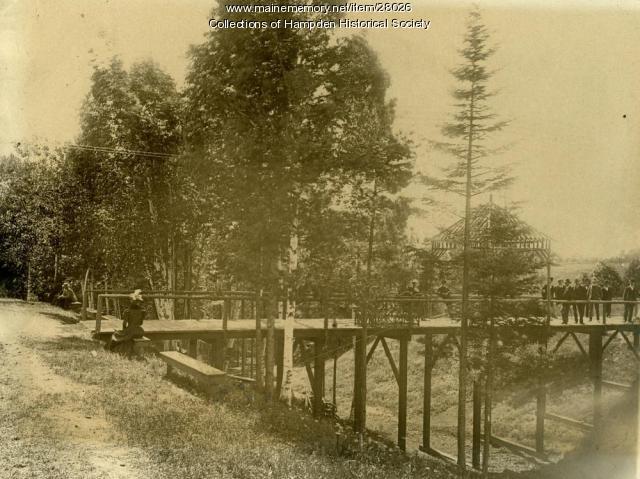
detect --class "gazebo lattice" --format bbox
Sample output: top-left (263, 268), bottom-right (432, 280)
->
top-left (431, 203), bottom-right (551, 259)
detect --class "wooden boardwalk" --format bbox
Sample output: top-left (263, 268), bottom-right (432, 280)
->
top-left (82, 305), bottom-right (640, 473)
top-left (85, 315), bottom-right (639, 341)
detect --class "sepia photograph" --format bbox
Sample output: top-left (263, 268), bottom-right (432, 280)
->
top-left (0, 0), bottom-right (639, 477)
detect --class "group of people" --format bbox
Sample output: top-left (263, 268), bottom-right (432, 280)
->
top-left (542, 276), bottom-right (638, 324)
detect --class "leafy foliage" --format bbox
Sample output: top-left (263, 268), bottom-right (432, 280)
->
top-left (593, 261), bottom-right (623, 295)
top-left (624, 258), bottom-right (640, 286)
top-left (184, 4), bottom-right (413, 292)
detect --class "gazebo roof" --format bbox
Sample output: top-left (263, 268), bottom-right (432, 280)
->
top-left (431, 203), bottom-right (550, 258)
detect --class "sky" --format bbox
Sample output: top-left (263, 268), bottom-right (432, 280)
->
top-left (1, 0), bottom-right (639, 259)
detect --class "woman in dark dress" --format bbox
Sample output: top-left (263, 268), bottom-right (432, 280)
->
top-left (108, 289), bottom-right (145, 355)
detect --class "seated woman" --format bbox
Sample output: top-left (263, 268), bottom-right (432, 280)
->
top-left (108, 289), bottom-right (145, 356)
top-left (56, 281), bottom-right (78, 309)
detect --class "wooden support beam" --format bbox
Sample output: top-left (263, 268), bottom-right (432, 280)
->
top-left (353, 334), bottom-right (366, 434)
top-left (490, 435), bottom-right (547, 460)
top-left (212, 338), bottom-right (225, 369)
top-left (398, 334), bottom-right (409, 451)
top-left (380, 337), bottom-right (400, 385)
top-left (602, 329), bottom-right (619, 352)
top-left (255, 294), bottom-right (263, 390)
top-left (535, 386), bottom-right (546, 454)
top-left (275, 335), bottom-right (284, 398)
top-left (589, 330), bottom-right (603, 443)
top-left (332, 351), bottom-right (338, 409)
top-left (544, 412), bottom-right (593, 431)
top-left (265, 298), bottom-right (275, 398)
top-left (421, 446), bottom-right (457, 464)
top-left (188, 338), bottom-right (198, 358)
top-left (552, 332), bottom-right (570, 354)
top-left (241, 338), bottom-right (247, 376)
top-left (95, 295), bottom-right (103, 334)
top-left (570, 332), bottom-right (588, 359)
top-left (313, 337), bottom-right (326, 418)
top-left (421, 333), bottom-right (433, 452)
top-left (602, 380), bottom-right (631, 391)
top-left (620, 331), bottom-right (640, 362)
top-left (472, 380), bottom-right (482, 469)
top-left (366, 336), bottom-right (381, 364)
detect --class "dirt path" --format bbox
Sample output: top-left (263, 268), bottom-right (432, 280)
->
top-left (0, 299), bottom-right (158, 479)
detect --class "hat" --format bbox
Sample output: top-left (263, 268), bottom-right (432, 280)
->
top-left (129, 289), bottom-right (144, 302)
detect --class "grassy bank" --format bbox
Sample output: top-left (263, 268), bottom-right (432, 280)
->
top-left (34, 336), bottom-right (458, 479)
top-left (298, 331), bottom-right (639, 471)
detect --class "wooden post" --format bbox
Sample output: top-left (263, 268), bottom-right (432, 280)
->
top-left (213, 338), bottom-right (225, 369)
top-left (276, 335), bottom-right (284, 397)
top-left (95, 294), bottom-right (103, 334)
top-left (104, 280), bottom-right (110, 315)
top-left (313, 337), bottom-right (326, 418)
top-left (219, 298), bottom-right (229, 370)
top-left (398, 334), bottom-right (409, 451)
top-left (183, 249), bottom-right (192, 319)
top-left (472, 380), bottom-right (482, 469)
top-left (223, 299), bottom-right (230, 330)
top-left (332, 350), bottom-right (338, 409)
top-left (241, 339), bottom-right (247, 376)
top-left (81, 269), bottom-right (89, 321)
top-left (634, 331), bottom-right (639, 350)
top-left (189, 339), bottom-right (198, 358)
top-left (255, 293), bottom-right (263, 390)
top-left (250, 339), bottom-right (255, 378)
top-left (421, 333), bottom-right (433, 452)
top-left (265, 293), bottom-right (275, 399)
top-left (535, 385), bottom-right (546, 453)
top-left (353, 334), bottom-right (366, 433)
top-left (589, 329), bottom-right (603, 446)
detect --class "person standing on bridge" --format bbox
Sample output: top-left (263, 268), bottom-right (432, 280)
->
top-left (560, 279), bottom-right (570, 324)
top-left (107, 289), bottom-right (145, 355)
top-left (573, 278), bottom-right (587, 324)
top-left (587, 277), bottom-right (602, 322)
top-left (623, 280), bottom-right (637, 323)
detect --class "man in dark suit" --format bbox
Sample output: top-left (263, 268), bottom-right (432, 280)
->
top-left (561, 279), bottom-right (572, 324)
top-left (602, 282), bottom-right (612, 320)
top-left (573, 278), bottom-right (587, 324)
top-left (623, 280), bottom-right (637, 323)
top-left (587, 277), bottom-right (602, 322)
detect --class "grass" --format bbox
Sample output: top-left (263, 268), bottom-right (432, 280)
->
top-left (33, 336), bottom-right (458, 479)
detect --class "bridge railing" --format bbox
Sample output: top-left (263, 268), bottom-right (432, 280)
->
top-left (88, 289), bottom-right (640, 334)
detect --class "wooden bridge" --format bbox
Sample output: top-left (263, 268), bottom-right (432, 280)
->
top-left (81, 291), bottom-right (640, 474)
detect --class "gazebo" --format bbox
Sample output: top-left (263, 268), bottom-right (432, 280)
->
top-left (431, 202), bottom-right (551, 260)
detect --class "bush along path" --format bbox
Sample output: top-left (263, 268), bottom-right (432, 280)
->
top-left (0, 299), bottom-right (459, 479)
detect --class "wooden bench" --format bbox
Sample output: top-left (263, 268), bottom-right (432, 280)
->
top-left (159, 351), bottom-right (227, 391)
